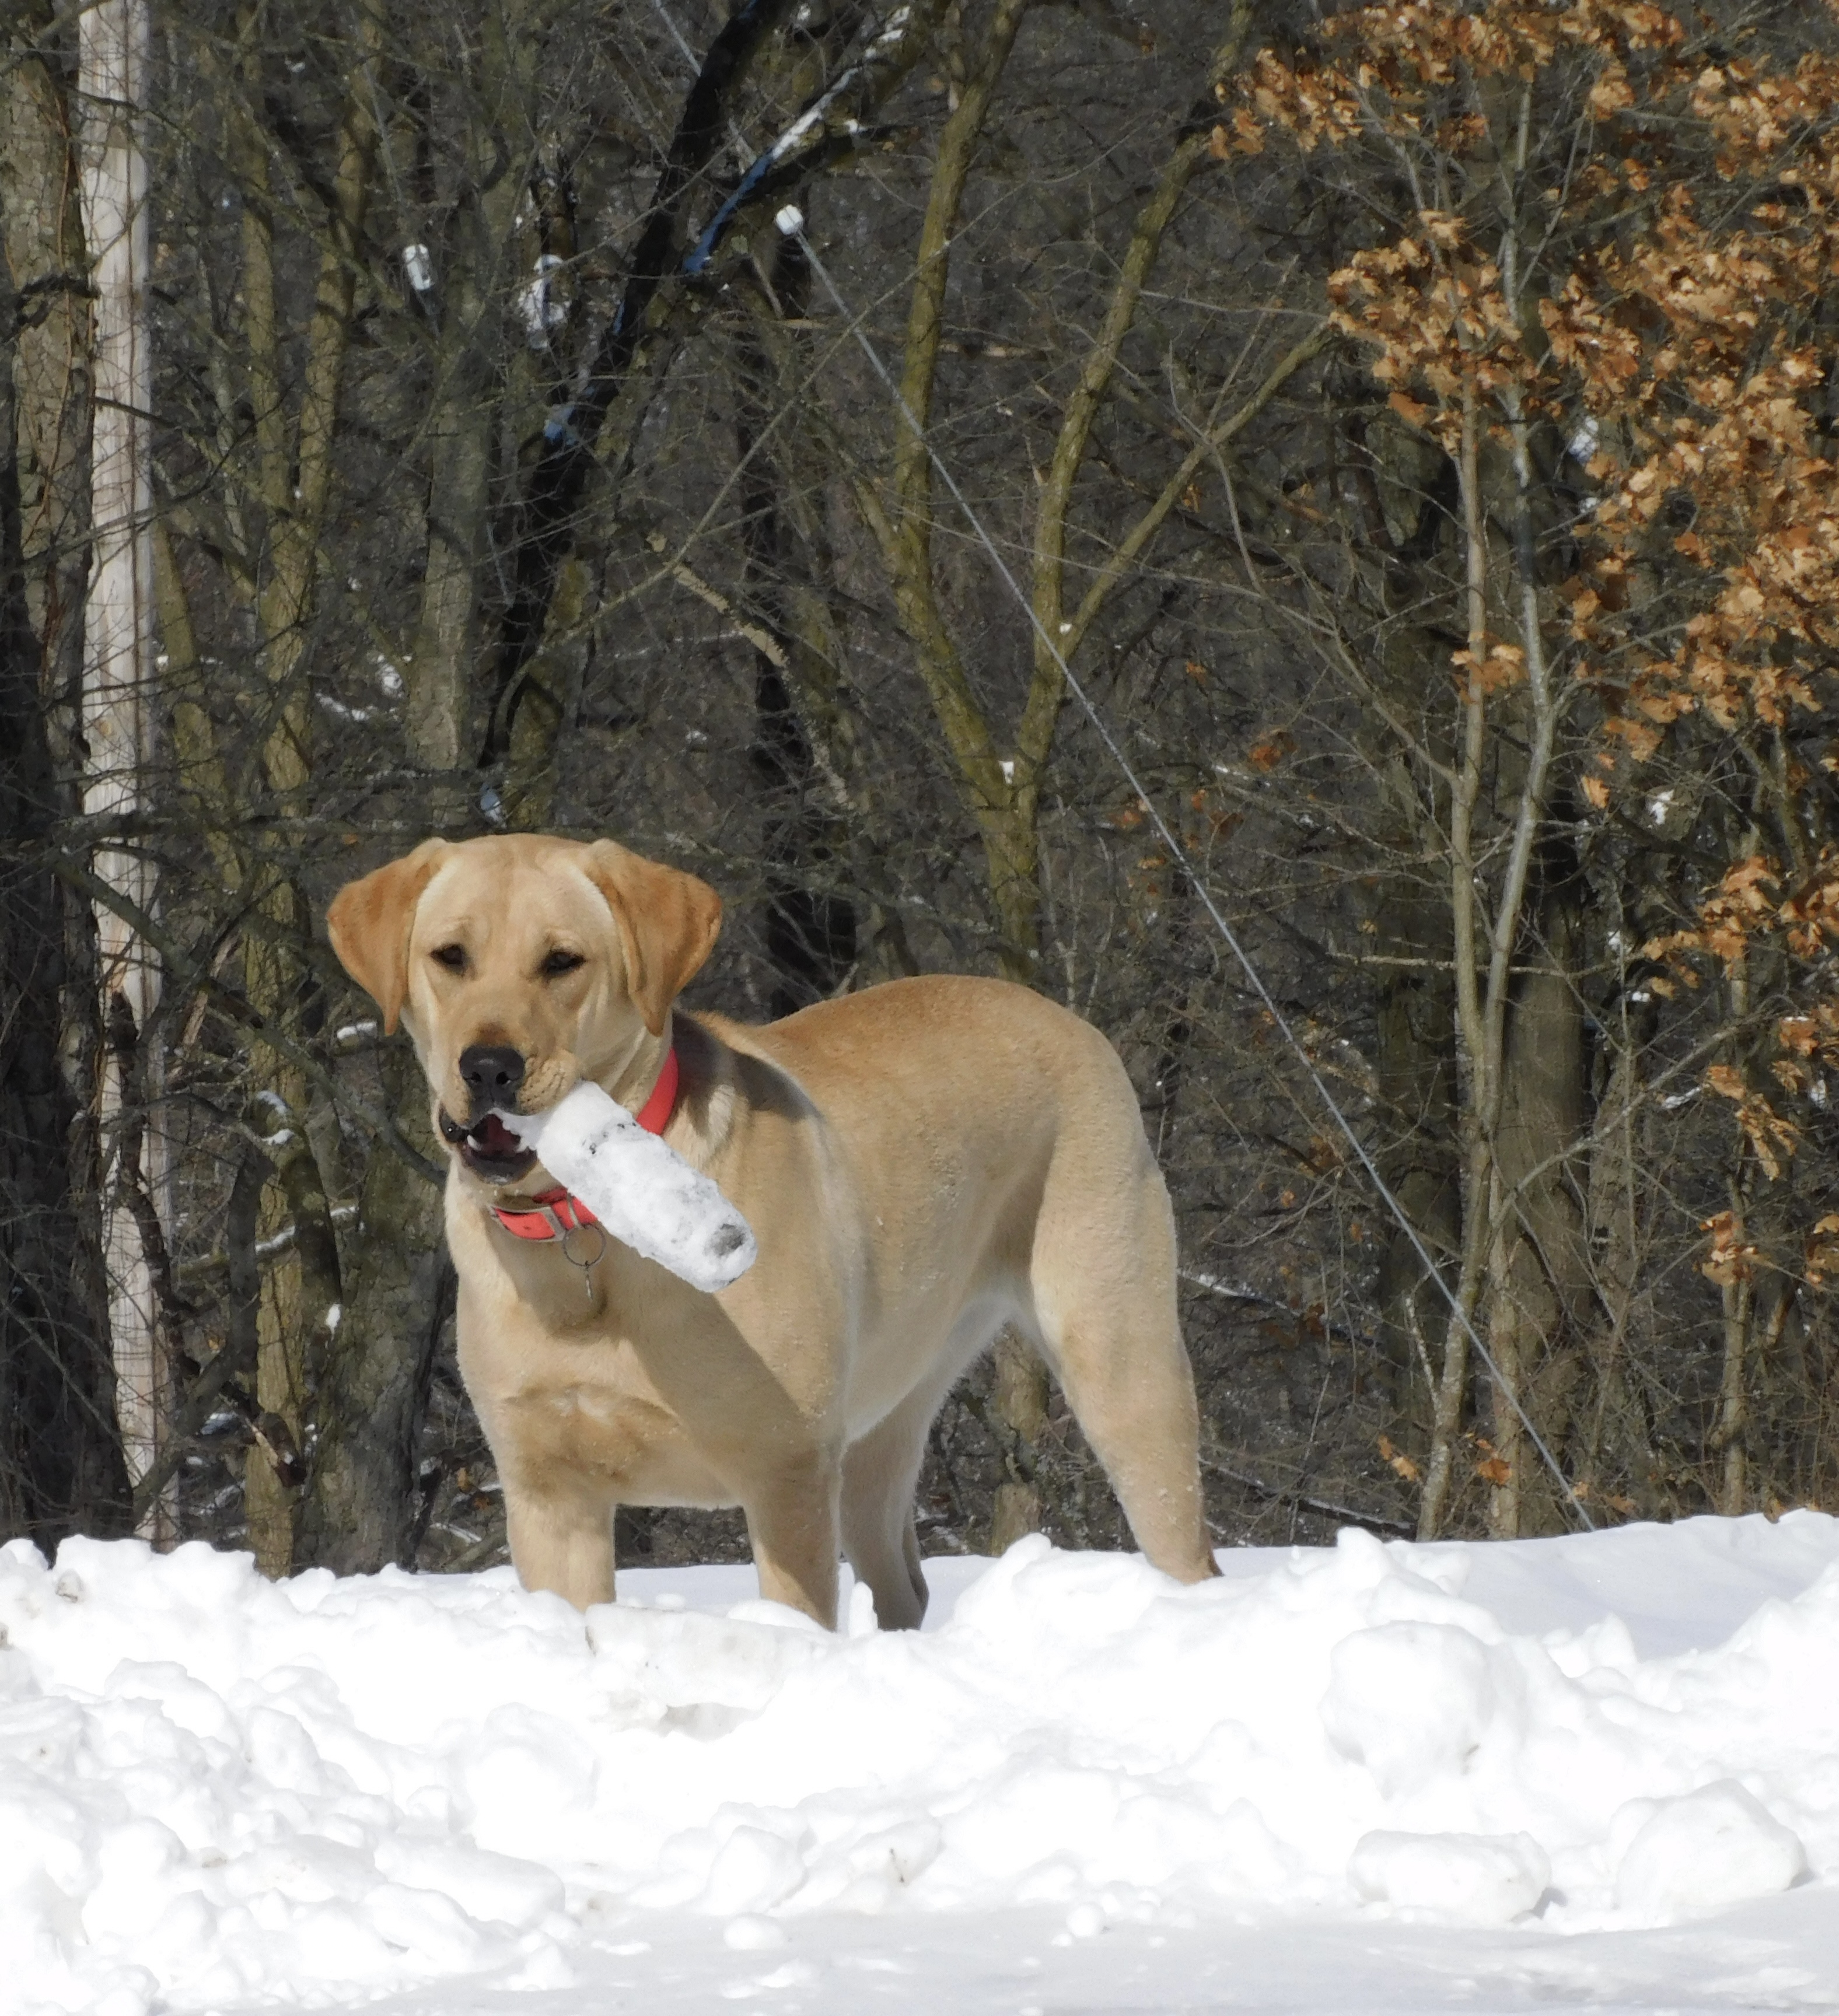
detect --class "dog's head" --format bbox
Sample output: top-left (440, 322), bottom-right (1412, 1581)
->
top-left (327, 835), bottom-right (722, 1185)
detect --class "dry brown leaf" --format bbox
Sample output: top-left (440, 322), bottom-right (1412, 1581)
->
top-left (1377, 1435), bottom-right (1421, 1483)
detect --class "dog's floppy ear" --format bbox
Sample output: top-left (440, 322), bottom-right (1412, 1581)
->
top-left (585, 840), bottom-right (722, 1037)
top-left (326, 839), bottom-right (449, 1035)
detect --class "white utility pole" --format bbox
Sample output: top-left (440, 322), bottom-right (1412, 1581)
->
top-left (80, 0), bottom-right (163, 1511)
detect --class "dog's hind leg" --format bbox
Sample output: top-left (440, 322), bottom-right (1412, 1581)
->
top-left (1026, 1140), bottom-right (1216, 1587)
top-left (840, 1381), bottom-right (943, 1630)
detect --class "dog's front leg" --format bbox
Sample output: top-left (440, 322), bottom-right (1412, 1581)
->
top-left (742, 1452), bottom-right (842, 1628)
top-left (504, 1482), bottom-right (615, 1611)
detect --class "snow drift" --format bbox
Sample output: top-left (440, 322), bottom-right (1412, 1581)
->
top-left (3, 1514), bottom-right (1837, 2013)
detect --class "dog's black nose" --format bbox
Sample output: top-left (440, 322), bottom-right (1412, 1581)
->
top-left (459, 1044), bottom-right (525, 1114)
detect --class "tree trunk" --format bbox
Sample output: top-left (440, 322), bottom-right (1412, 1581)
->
top-left (988, 1331), bottom-right (1048, 1552)
top-left (1371, 869), bottom-right (1459, 1430)
top-left (1419, 391), bottom-right (1493, 1538)
top-left (0, 172), bottom-right (131, 1548)
top-left (1581, 986), bottom-right (1657, 1503)
top-left (226, 0), bottom-right (380, 1573)
top-left (79, 0), bottom-right (163, 1511)
top-left (296, 23), bottom-right (527, 1562)
top-left (1484, 874), bottom-right (1589, 1536)
top-left (407, 0), bottom-right (537, 804)
top-left (737, 234), bottom-right (857, 1014)
top-left (1341, 413), bottom-right (1462, 1439)
top-left (295, 1058), bottom-right (450, 1572)
top-left (1714, 1200), bottom-right (1754, 1517)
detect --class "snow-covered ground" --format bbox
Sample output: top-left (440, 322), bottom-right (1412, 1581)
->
top-left (4, 1514), bottom-right (1838, 2016)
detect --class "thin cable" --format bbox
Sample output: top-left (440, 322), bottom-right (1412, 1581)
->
top-left (779, 208), bottom-right (1592, 1534)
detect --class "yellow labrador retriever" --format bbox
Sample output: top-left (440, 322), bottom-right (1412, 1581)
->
top-left (327, 834), bottom-right (1215, 1627)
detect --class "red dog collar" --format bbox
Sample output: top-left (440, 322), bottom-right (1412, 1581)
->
top-left (491, 1048), bottom-right (679, 1244)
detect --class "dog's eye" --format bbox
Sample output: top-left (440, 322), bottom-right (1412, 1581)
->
top-left (431, 944), bottom-right (467, 972)
top-left (541, 949), bottom-right (586, 978)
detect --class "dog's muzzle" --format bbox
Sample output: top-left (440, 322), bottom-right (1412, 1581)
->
top-left (440, 1106), bottom-right (539, 1184)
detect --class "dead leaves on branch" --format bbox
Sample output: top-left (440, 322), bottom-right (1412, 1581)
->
top-left (1327, 222), bottom-right (1524, 455)
top-left (1700, 1209), bottom-right (1761, 1287)
top-left (1690, 50), bottom-right (1839, 175)
top-left (1241, 48), bottom-right (1361, 152)
top-left (1775, 1005), bottom-right (1839, 1065)
top-left (1240, 0), bottom-right (1839, 771)
top-left (1574, 337), bottom-right (1835, 749)
top-left (1471, 1438), bottom-right (1512, 1489)
top-left (1644, 853), bottom-right (1781, 976)
top-left (1704, 1066), bottom-right (1799, 1183)
top-left (1236, 0), bottom-right (1685, 156)
top-left (1253, 3), bottom-right (1839, 1091)
top-left (1698, 1200), bottom-right (1839, 1297)
top-left (1235, 0), bottom-right (1839, 1308)
top-left (1781, 859), bottom-right (1839, 961)
top-left (1377, 1434), bottom-right (1420, 1483)
top-left (1452, 640), bottom-right (1527, 701)
top-left (1547, 176), bottom-right (1839, 760)
top-left (1805, 1216), bottom-right (1839, 1289)
top-left (1251, 0), bottom-right (1839, 773)
top-left (1645, 850), bottom-right (1839, 978)
top-left (1641, 852), bottom-right (1839, 1206)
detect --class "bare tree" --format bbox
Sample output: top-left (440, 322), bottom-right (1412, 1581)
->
top-left (78, 0), bottom-right (167, 1513)
top-left (1, 0), bottom-right (132, 1546)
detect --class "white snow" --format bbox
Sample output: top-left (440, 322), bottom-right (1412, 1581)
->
top-left (2, 1514), bottom-right (1837, 2014)
top-left (1612, 1780), bottom-right (1807, 1927)
top-left (515, 256), bottom-right (567, 346)
top-left (498, 1080), bottom-right (756, 1292)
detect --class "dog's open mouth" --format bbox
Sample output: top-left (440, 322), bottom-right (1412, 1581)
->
top-left (440, 1107), bottom-right (539, 1184)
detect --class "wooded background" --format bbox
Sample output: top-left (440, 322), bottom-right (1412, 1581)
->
top-left (5, 0), bottom-right (1838, 1581)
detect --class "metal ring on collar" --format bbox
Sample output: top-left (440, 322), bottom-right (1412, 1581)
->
top-left (560, 1220), bottom-right (607, 1272)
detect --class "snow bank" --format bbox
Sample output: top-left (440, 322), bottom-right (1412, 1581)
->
top-left (3, 1515), bottom-right (1837, 2013)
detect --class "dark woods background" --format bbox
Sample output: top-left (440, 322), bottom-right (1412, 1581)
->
top-left (5, 0), bottom-right (1839, 1581)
